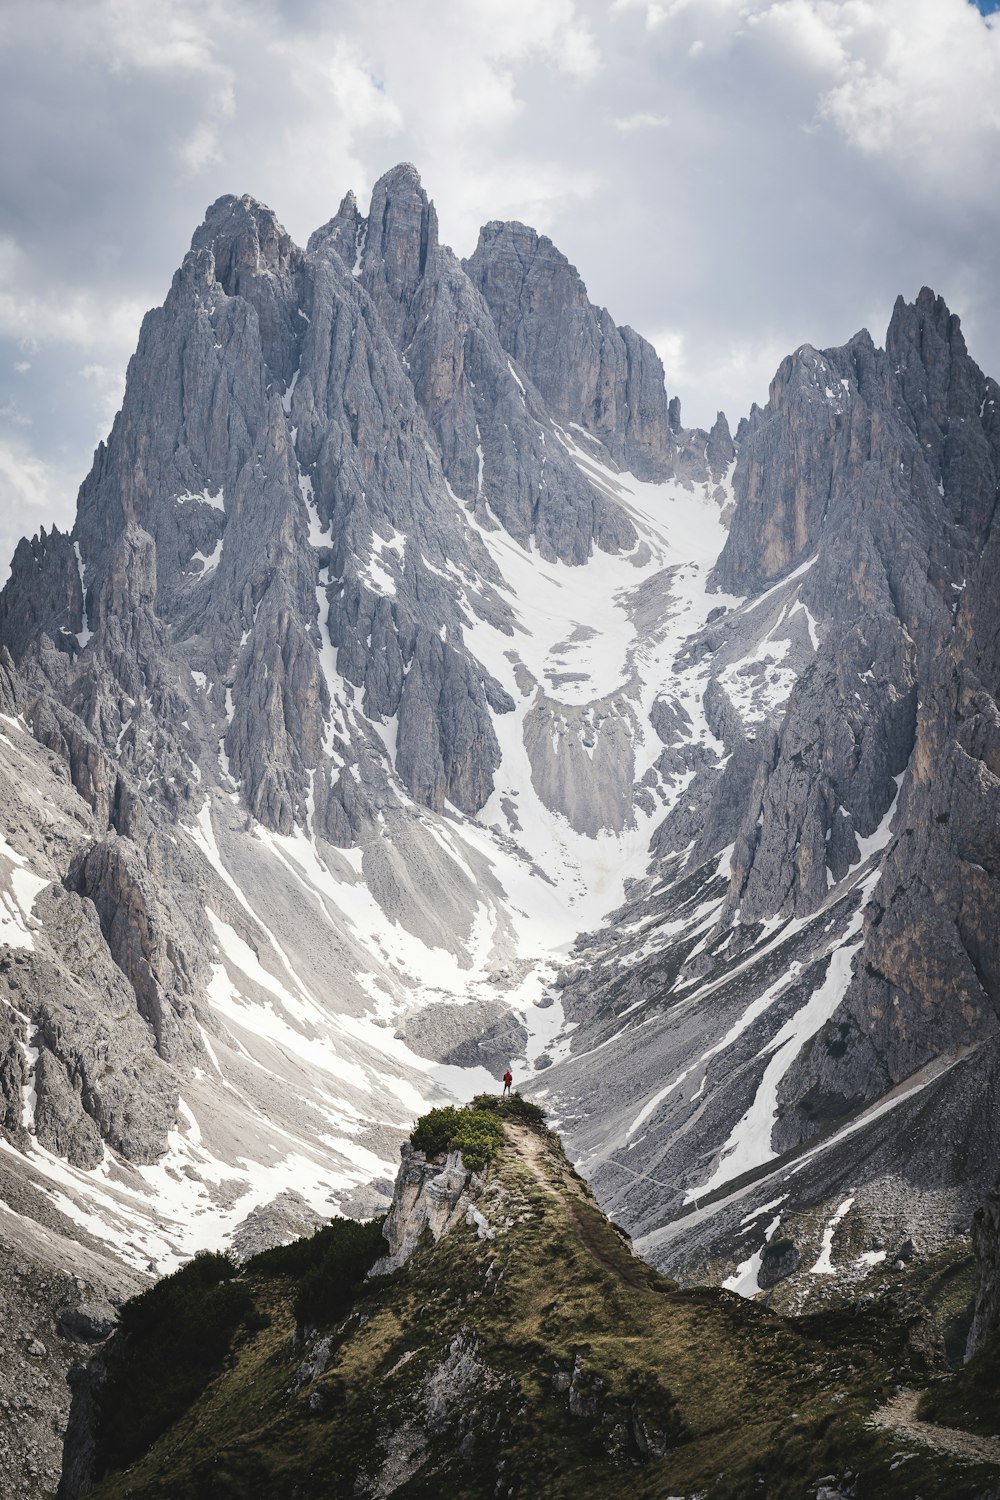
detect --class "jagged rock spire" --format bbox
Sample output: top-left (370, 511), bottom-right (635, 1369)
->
top-left (465, 220), bottom-right (675, 480)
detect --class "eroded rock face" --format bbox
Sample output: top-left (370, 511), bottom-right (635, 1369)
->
top-left (67, 836), bottom-right (201, 1061)
top-left (0, 529), bottom-right (83, 663)
top-left (523, 687), bottom-right (643, 838)
top-left (229, 1190), bottom-right (326, 1263)
top-left (371, 1145), bottom-right (489, 1275)
top-left (0, 162), bottom-right (718, 879)
top-left (354, 168), bottom-right (638, 566)
top-left (540, 287), bottom-right (1000, 1282)
top-left (466, 220), bottom-right (674, 481)
top-left (397, 999), bottom-right (527, 1073)
top-left (0, 889), bottom-right (180, 1169)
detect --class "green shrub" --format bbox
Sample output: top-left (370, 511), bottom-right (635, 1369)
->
top-left (292, 1215), bottom-right (388, 1327)
top-left (93, 1251), bottom-right (257, 1479)
top-left (470, 1091), bottom-right (547, 1128)
top-left (410, 1104), bottom-right (504, 1173)
top-left (244, 1218), bottom-right (374, 1280)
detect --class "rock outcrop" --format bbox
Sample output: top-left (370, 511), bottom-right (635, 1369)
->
top-left (55, 1116), bottom-right (996, 1500)
top-left (465, 220), bottom-right (674, 480)
top-left (370, 1144), bottom-right (488, 1275)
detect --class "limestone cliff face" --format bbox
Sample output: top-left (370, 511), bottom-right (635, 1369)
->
top-left (371, 1143), bottom-right (490, 1275)
top-left (352, 167), bottom-right (638, 565)
top-left (0, 162), bottom-right (718, 867)
top-left (742, 294), bottom-right (1000, 1149)
top-left (19, 183), bottom-right (509, 844)
top-left (0, 161), bottom-right (675, 1269)
top-left (465, 220), bottom-right (673, 482)
top-left (0, 527), bottom-right (84, 662)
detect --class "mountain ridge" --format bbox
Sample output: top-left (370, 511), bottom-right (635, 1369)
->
top-left (58, 1104), bottom-right (999, 1500)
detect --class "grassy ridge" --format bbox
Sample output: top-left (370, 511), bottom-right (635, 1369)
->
top-left (79, 1106), bottom-right (999, 1500)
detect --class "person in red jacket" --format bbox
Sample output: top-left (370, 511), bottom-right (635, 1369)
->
top-left (502, 1069), bottom-right (513, 1098)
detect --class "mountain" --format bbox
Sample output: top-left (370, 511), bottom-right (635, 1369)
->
top-left (0, 162), bottom-right (998, 1495)
top-left (57, 1104), bottom-right (1000, 1500)
top-left (543, 288), bottom-right (1000, 1297)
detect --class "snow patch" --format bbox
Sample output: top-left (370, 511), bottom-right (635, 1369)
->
top-left (722, 1212), bottom-right (782, 1297)
top-left (810, 1195), bottom-right (855, 1274)
top-left (176, 488), bottom-right (225, 512)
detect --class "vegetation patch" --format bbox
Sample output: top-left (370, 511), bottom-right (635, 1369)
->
top-left (409, 1092), bottom-right (547, 1173)
top-left (92, 1251), bottom-right (256, 1480)
top-left (247, 1215), bottom-right (387, 1327)
top-left (80, 1127), bottom-right (996, 1500)
top-left (469, 1090), bottom-right (548, 1128)
top-left (409, 1102), bottom-right (505, 1172)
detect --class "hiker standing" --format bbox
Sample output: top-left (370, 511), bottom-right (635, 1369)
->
top-left (502, 1069), bottom-right (513, 1098)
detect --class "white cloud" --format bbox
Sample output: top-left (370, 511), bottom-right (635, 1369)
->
top-left (613, 111), bottom-right (671, 131)
top-left (633, 0), bottom-right (1000, 202)
top-left (0, 236), bottom-right (146, 355)
top-left (80, 362), bottom-right (126, 438)
top-left (0, 439), bottom-right (77, 573)
top-left (0, 0), bottom-right (998, 507)
top-left (313, 0), bottom-right (605, 249)
top-left (649, 327), bottom-right (688, 385)
top-left (651, 327), bottom-right (790, 425)
top-left (101, 0), bottom-right (232, 81)
top-left (611, 0), bottom-right (747, 33)
top-left (814, 0), bottom-right (1000, 195)
top-left (0, 288), bottom-right (141, 356)
top-left (178, 120), bottom-right (224, 174)
top-left (0, 399), bottom-right (31, 427)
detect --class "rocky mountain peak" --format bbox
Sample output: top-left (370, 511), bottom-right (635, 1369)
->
top-left (711, 286), bottom-right (997, 599)
top-left (465, 217), bottom-right (674, 480)
top-left (306, 189), bottom-right (363, 264)
top-left (884, 286), bottom-right (999, 540)
top-left (359, 162), bottom-right (440, 346)
top-left (888, 283), bottom-right (966, 359)
top-left (706, 409), bottom-right (735, 477)
top-left (191, 192), bottom-right (297, 295)
top-left (468, 218), bottom-right (586, 318)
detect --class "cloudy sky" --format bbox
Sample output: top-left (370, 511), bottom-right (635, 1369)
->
top-left (1, 0), bottom-right (998, 570)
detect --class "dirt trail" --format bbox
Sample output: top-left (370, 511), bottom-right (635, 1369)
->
top-left (504, 1122), bottom-right (554, 1184)
top-left (871, 1389), bottom-right (1000, 1467)
top-left (503, 1123), bottom-right (648, 1289)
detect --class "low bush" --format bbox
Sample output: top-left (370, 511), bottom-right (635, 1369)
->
top-left (290, 1215), bottom-right (388, 1328)
top-left (245, 1216), bottom-right (382, 1280)
top-left (471, 1091), bottom-right (547, 1128)
top-left (93, 1251), bottom-right (256, 1479)
top-left (410, 1104), bottom-right (504, 1173)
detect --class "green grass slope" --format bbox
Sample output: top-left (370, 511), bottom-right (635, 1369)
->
top-left (71, 1101), bottom-right (1000, 1500)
